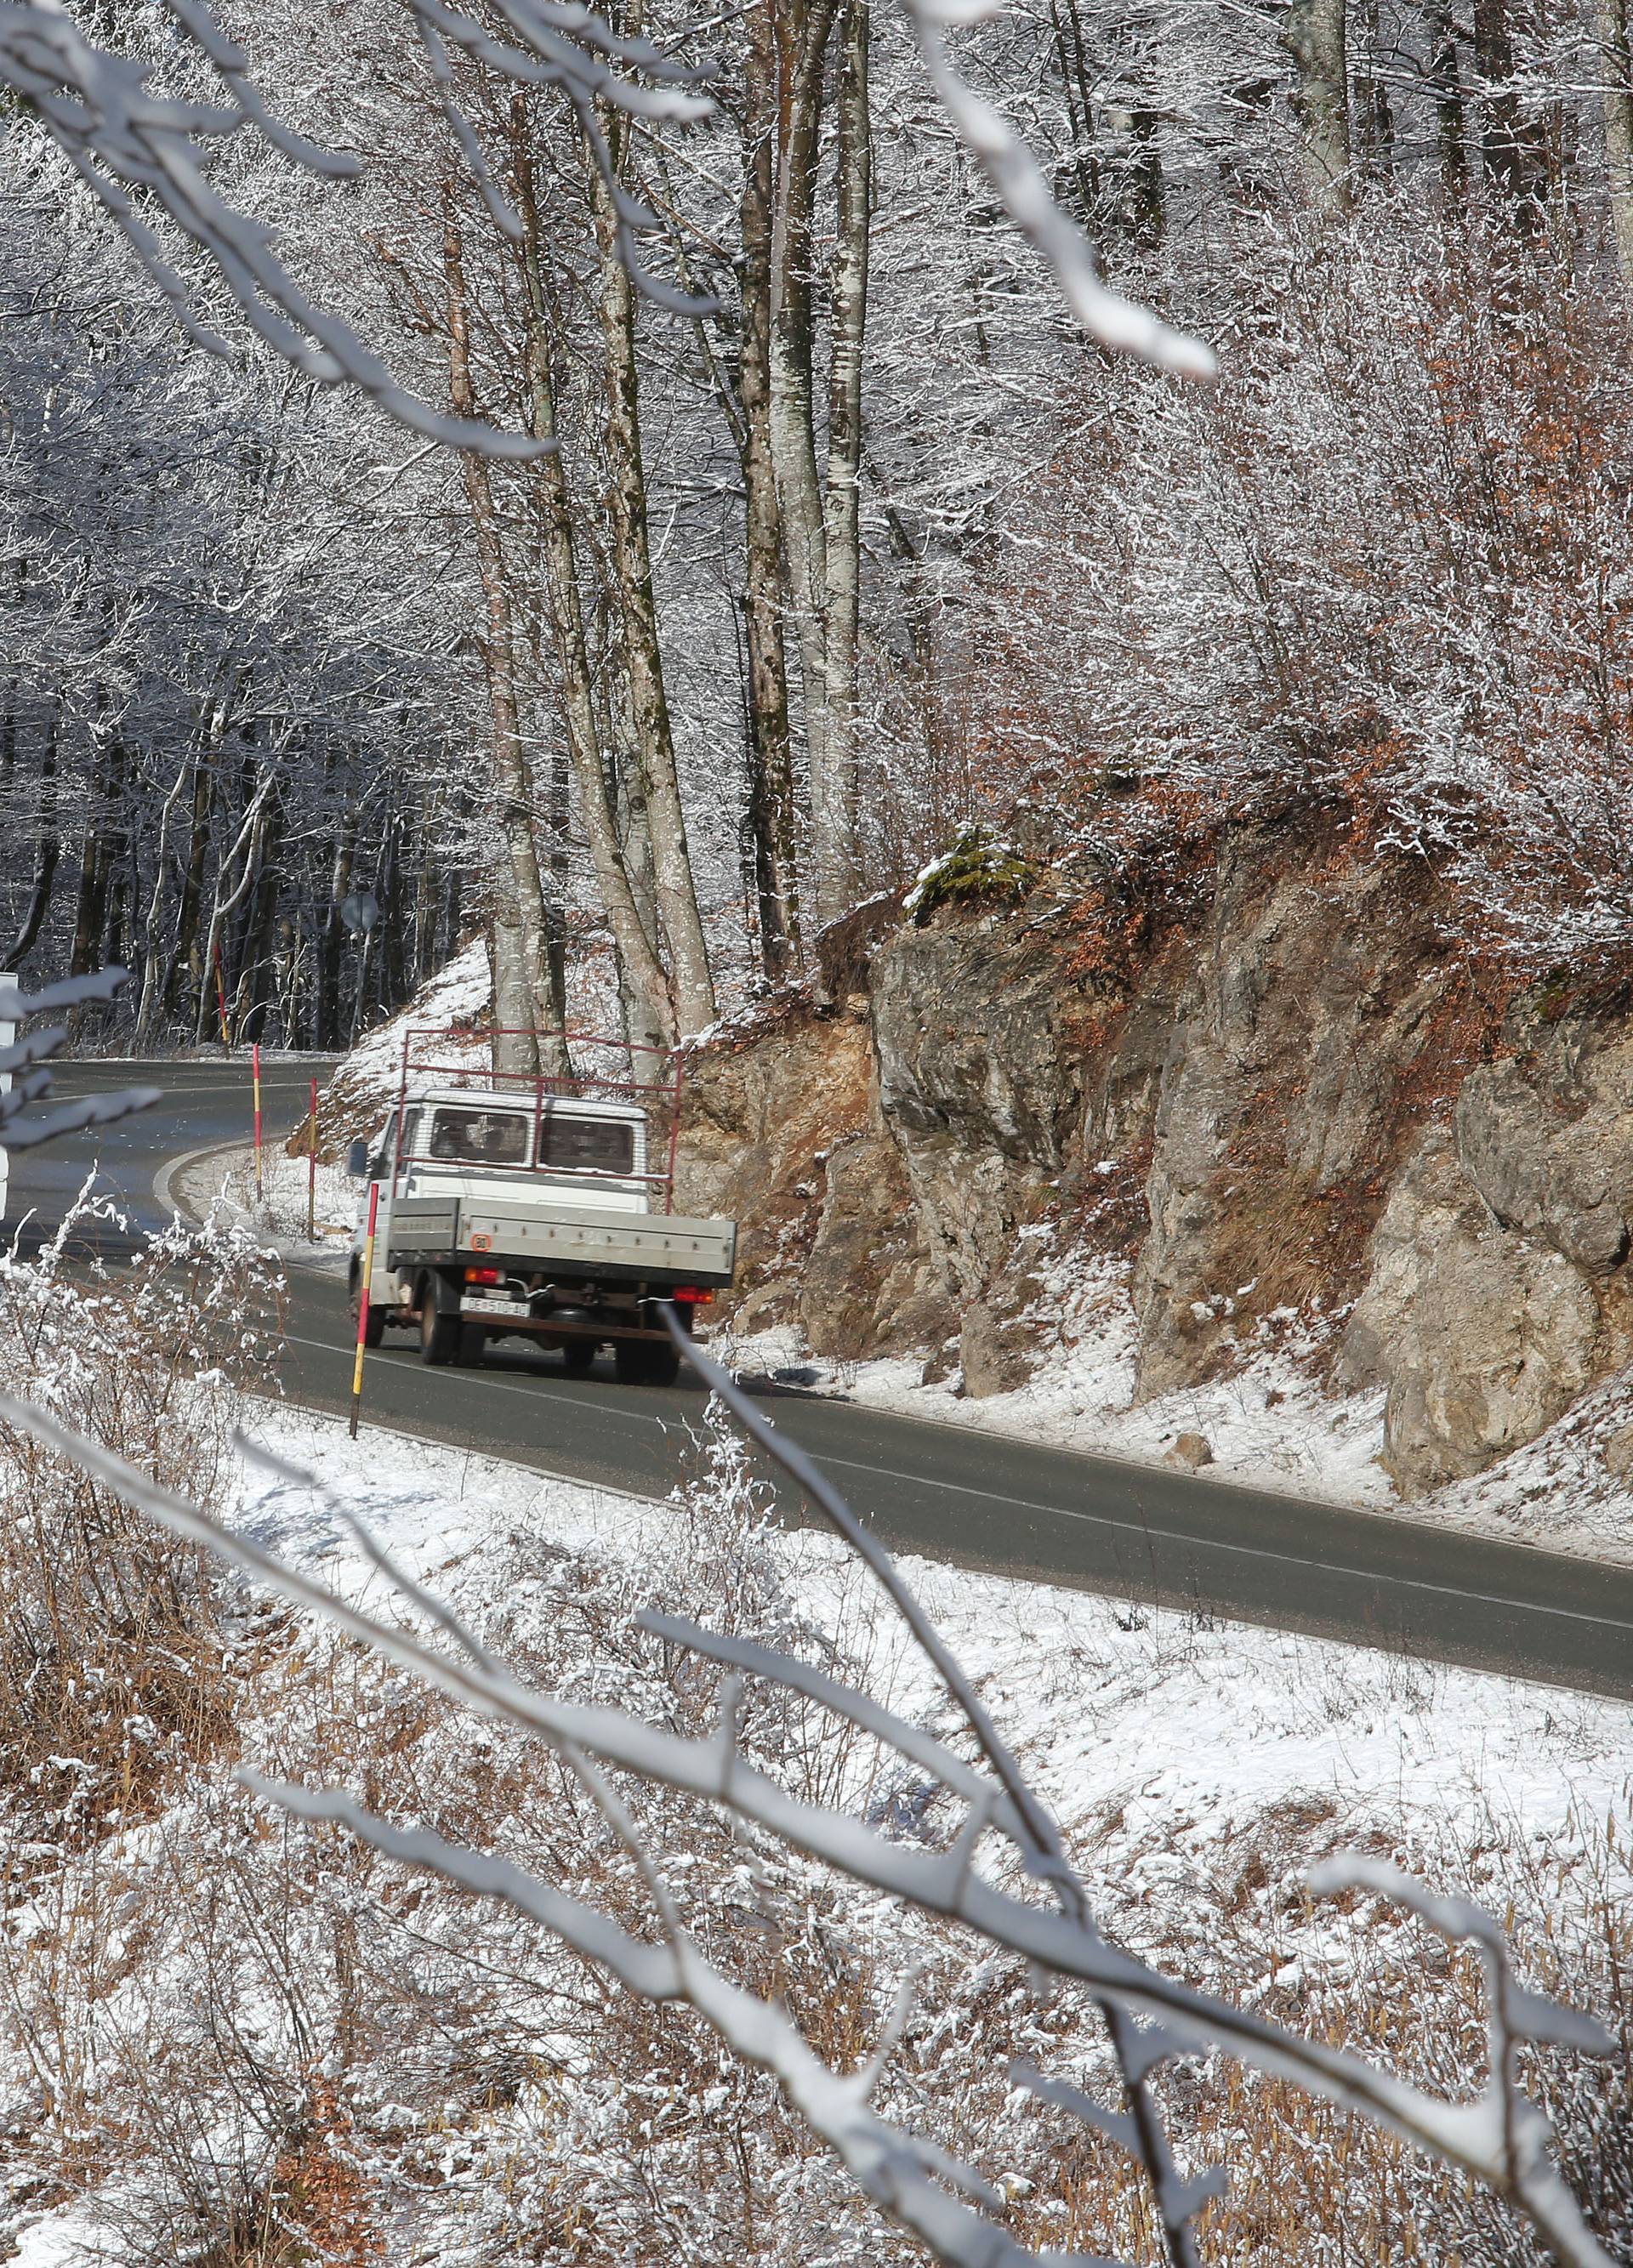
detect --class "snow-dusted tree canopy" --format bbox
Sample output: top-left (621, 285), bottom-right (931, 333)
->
top-left (3, 0), bottom-right (1631, 1031)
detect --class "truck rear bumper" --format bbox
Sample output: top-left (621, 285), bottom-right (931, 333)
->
top-left (457, 1294), bottom-right (688, 1343)
top-left (386, 1248), bottom-right (733, 1292)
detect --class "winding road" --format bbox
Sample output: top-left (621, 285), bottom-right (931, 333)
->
top-left (9, 1056), bottom-right (1633, 1701)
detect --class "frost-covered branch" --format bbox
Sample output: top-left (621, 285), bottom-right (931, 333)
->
top-left (241, 1771), bottom-right (1108, 2268)
top-left (894, 0), bottom-right (1215, 381)
top-left (0, 0), bottom-right (711, 452)
top-left (2, 0), bottom-right (1210, 458)
top-left (0, 1394), bottom-right (1616, 2266)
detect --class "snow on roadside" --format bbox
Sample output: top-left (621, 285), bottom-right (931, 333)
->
top-left (8, 1398), bottom-right (1628, 2265)
top-left (168, 1142), bottom-right (355, 1276)
top-left (727, 1252), bottom-right (1394, 1503)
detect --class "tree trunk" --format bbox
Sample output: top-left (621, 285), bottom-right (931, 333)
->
top-left (68, 733), bottom-right (112, 979)
top-left (512, 122), bottom-right (676, 1050)
top-left (237, 792), bottom-right (284, 1043)
top-left (3, 708), bottom-right (59, 973)
top-left (1352, 0), bottom-right (1393, 176)
top-left (443, 206), bottom-right (565, 1081)
top-left (770, 0), bottom-right (845, 918)
top-left (739, 0), bottom-right (801, 975)
top-left (1604, 0), bottom-right (1633, 283)
top-left (490, 875), bottom-right (542, 1076)
top-left (1428, 1), bottom-right (1470, 203)
top-left (318, 806), bottom-right (357, 1052)
top-left (1283, 0), bottom-right (1351, 211)
top-left (586, 141), bottom-right (717, 1032)
top-left (134, 754), bottom-right (191, 1044)
top-left (821, 0), bottom-right (871, 912)
top-left (194, 776), bottom-right (271, 1044)
top-left (169, 742), bottom-right (215, 1027)
top-left (1472, 0), bottom-right (1545, 230)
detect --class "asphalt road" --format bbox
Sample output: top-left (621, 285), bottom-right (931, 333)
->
top-left (9, 1058), bottom-right (1633, 1701)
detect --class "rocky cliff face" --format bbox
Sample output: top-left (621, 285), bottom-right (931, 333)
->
top-left (679, 816), bottom-right (1633, 1498)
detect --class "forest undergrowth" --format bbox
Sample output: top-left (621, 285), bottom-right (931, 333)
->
top-left (0, 1272), bottom-right (1627, 2266)
top-left (0, 1197), bottom-right (282, 1858)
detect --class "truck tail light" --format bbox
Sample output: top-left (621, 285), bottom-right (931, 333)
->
top-left (464, 1265), bottom-right (502, 1286)
top-left (671, 1287), bottom-right (713, 1305)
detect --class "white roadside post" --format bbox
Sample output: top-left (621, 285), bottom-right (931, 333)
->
top-left (0, 975), bottom-right (16, 1223)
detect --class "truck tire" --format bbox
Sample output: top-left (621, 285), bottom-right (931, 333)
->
top-left (560, 1338), bottom-right (597, 1375)
top-left (349, 1263), bottom-right (387, 1348)
top-left (615, 1337), bottom-right (681, 1388)
top-left (418, 1274), bottom-right (462, 1366)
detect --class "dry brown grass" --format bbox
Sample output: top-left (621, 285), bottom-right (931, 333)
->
top-left (0, 1212), bottom-right (283, 1844)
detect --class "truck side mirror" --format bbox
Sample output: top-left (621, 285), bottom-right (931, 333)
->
top-left (346, 1138), bottom-right (369, 1179)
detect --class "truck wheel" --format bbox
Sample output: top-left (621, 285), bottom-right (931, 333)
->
top-left (418, 1274), bottom-right (461, 1366)
top-left (615, 1338), bottom-right (681, 1388)
top-left (350, 1264), bottom-right (387, 1348)
top-left (560, 1338), bottom-right (597, 1376)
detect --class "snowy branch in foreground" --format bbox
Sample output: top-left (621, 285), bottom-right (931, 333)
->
top-left (0, 969), bottom-right (159, 1155)
top-left (1, 1387), bottom-right (1615, 2267)
top-left (0, 0), bottom-right (713, 454)
top-left (3, 0), bottom-right (1211, 457)
top-left (895, 0), bottom-right (1215, 381)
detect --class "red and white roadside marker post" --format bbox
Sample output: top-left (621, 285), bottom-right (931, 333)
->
top-left (252, 1042), bottom-right (264, 1202)
top-left (350, 1179), bottom-right (379, 1440)
top-left (306, 1075), bottom-right (318, 1242)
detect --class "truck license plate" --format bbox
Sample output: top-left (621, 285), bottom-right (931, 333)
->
top-left (463, 1295), bottom-right (523, 1319)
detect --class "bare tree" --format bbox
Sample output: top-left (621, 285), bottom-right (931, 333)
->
top-left (1284, 0), bottom-right (1353, 210)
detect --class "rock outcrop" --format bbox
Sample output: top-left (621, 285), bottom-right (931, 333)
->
top-left (1339, 1015), bottom-right (1633, 1490)
top-left (1131, 833), bottom-right (1459, 1399)
top-left (680, 810), bottom-right (1633, 1496)
top-left (1342, 1129), bottom-right (1602, 1492)
top-left (676, 1005), bottom-right (947, 1360)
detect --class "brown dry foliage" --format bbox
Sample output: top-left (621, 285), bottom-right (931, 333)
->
top-left (0, 1215), bottom-right (283, 1846)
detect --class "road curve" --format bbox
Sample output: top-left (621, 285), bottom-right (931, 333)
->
top-left (9, 1059), bottom-right (1633, 1702)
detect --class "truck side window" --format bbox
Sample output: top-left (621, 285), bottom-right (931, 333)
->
top-left (538, 1112), bottom-right (635, 1175)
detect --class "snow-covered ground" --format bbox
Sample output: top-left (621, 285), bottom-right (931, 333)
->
top-left (231, 1403), bottom-right (1633, 1855)
top-left (8, 1392), bottom-right (1630, 2265)
top-left (733, 1258), bottom-right (1394, 1509)
top-left (170, 1140), bottom-right (356, 1276)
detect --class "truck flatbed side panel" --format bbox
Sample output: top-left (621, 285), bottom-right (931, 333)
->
top-left (385, 1196), bottom-right (736, 1287)
top-left (391, 1196), bottom-right (460, 1243)
top-left (463, 1208), bottom-right (736, 1281)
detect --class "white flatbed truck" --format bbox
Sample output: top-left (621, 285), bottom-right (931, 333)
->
top-left (347, 1028), bottom-right (736, 1386)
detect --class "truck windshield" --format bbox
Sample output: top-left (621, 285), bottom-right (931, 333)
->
top-left (538, 1112), bottom-right (635, 1176)
top-left (427, 1108), bottom-right (531, 1167)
